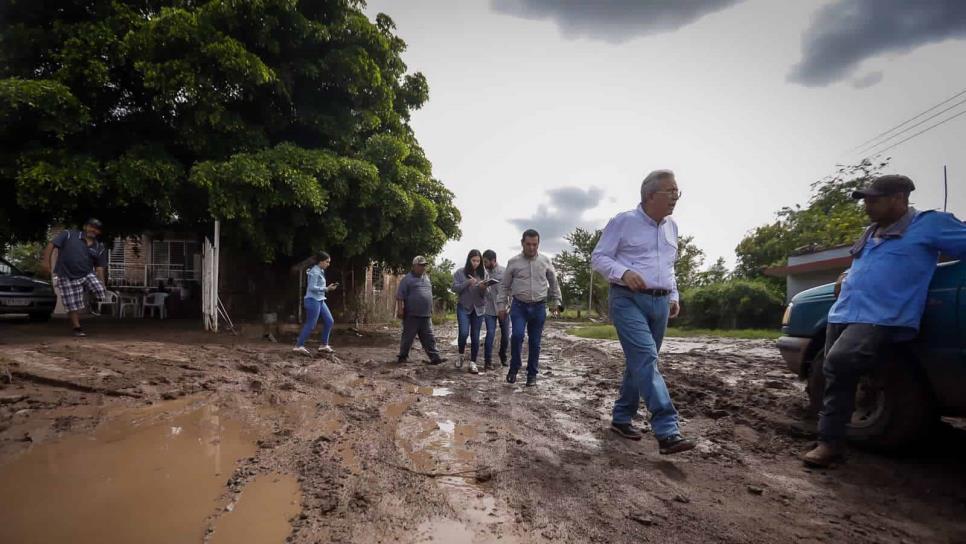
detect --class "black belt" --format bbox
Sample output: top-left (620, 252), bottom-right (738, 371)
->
top-left (513, 297), bottom-right (546, 305)
top-left (610, 284), bottom-right (670, 297)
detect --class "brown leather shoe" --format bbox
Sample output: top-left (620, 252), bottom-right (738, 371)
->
top-left (801, 442), bottom-right (844, 468)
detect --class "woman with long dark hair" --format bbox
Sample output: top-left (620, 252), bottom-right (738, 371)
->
top-left (451, 249), bottom-right (488, 374)
top-left (293, 251), bottom-right (338, 356)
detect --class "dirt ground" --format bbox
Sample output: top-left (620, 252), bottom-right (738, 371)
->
top-left (1, 316), bottom-right (965, 543)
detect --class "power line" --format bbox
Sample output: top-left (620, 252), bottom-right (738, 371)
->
top-left (858, 96), bottom-right (966, 156)
top-left (849, 87), bottom-right (966, 153)
top-left (865, 107), bottom-right (966, 158)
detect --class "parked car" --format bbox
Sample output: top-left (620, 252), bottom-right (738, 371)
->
top-left (777, 259), bottom-right (966, 449)
top-left (0, 257), bottom-right (56, 321)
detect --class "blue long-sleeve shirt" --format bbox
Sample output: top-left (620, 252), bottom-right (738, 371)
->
top-left (829, 209), bottom-right (966, 330)
top-left (591, 205), bottom-right (680, 302)
top-left (304, 265), bottom-right (327, 301)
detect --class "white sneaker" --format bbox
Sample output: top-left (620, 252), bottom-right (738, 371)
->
top-left (292, 346), bottom-right (311, 356)
top-left (318, 345), bottom-right (335, 353)
top-left (468, 362), bottom-right (479, 375)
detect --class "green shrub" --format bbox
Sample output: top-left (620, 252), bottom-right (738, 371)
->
top-left (680, 280), bottom-right (783, 330)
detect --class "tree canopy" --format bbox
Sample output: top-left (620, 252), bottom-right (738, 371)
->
top-left (0, 0), bottom-right (460, 266)
top-left (733, 159), bottom-right (887, 280)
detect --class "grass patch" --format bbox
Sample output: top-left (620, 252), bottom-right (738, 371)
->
top-left (432, 312), bottom-right (456, 326)
top-left (567, 324), bottom-right (780, 341)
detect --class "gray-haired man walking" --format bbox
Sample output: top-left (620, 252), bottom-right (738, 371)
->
top-left (592, 170), bottom-right (696, 455)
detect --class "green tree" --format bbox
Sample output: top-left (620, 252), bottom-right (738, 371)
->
top-left (553, 227), bottom-right (607, 315)
top-left (428, 257), bottom-right (456, 313)
top-left (695, 257), bottom-right (730, 287)
top-left (674, 234), bottom-right (705, 290)
top-left (3, 241), bottom-right (43, 274)
top-left (0, 1), bottom-right (460, 268)
top-left (734, 159), bottom-right (887, 281)
top-left (680, 279), bottom-right (783, 329)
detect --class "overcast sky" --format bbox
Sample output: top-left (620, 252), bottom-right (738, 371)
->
top-left (364, 0), bottom-right (966, 269)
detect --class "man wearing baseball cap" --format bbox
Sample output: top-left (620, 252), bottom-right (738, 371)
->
top-left (41, 218), bottom-right (109, 337)
top-left (802, 175), bottom-right (966, 467)
top-left (395, 256), bottom-right (447, 365)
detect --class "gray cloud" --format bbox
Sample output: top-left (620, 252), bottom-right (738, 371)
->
top-left (490, 0), bottom-right (743, 44)
top-left (851, 71), bottom-right (884, 89)
top-left (508, 186), bottom-right (604, 254)
top-left (789, 0), bottom-right (966, 87)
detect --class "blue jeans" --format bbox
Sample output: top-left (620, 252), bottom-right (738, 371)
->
top-left (509, 299), bottom-right (546, 378)
top-left (484, 314), bottom-right (509, 363)
top-left (456, 305), bottom-right (483, 361)
top-left (296, 297), bottom-right (334, 347)
top-left (609, 286), bottom-right (679, 439)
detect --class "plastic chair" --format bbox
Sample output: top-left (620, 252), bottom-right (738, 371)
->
top-left (118, 294), bottom-right (140, 318)
top-left (93, 291), bottom-right (119, 317)
top-left (142, 292), bottom-right (168, 319)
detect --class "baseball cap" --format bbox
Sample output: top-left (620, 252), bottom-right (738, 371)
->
top-left (851, 175), bottom-right (916, 200)
top-left (84, 218), bottom-right (104, 229)
top-left (412, 256), bottom-right (428, 266)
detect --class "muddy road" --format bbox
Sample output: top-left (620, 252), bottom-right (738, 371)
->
top-left (1, 318), bottom-right (965, 543)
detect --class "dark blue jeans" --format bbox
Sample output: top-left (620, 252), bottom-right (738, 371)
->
top-left (609, 286), bottom-right (679, 439)
top-left (456, 305), bottom-right (483, 361)
top-left (509, 299), bottom-right (546, 378)
top-left (484, 314), bottom-right (509, 363)
top-left (296, 298), bottom-right (334, 347)
top-left (819, 322), bottom-right (903, 444)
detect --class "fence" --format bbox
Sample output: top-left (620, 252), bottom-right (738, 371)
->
top-left (107, 263), bottom-right (199, 288)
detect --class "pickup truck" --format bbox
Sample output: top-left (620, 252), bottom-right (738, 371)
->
top-left (777, 259), bottom-right (966, 448)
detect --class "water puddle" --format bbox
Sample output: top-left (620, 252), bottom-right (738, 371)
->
top-left (0, 400), bottom-right (256, 544)
top-left (410, 385), bottom-right (453, 397)
top-left (209, 473), bottom-right (301, 544)
top-left (395, 415), bottom-right (523, 543)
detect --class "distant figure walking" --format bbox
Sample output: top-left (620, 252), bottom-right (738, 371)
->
top-left (293, 252), bottom-right (338, 356)
top-left (592, 169), bottom-right (695, 455)
top-left (396, 256), bottom-right (447, 366)
top-left (497, 229), bottom-right (562, 387)
top-left (482, 249), bottom-right (509, 370)
top-left (452, 249), bottom-right (488, 374)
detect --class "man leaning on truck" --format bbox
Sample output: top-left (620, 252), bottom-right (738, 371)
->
top-left (802, 175), bottom-right (966, 468)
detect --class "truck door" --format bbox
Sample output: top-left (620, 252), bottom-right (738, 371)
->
top-left (917, 260), bottom-right (966, 410)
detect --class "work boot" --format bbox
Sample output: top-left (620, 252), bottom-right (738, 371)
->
top-left (500, 355), bottom-right (507, 367)
top-left (506, 369), bottom-right (518, 384)
top-left (396, 356), bottom-right (409, 364)
top-left (611, 422), bottom-right (643, 441)
top-left (525, 375), bottom-right (537, 387)
top-left (658, 434), bottom-right (697, 455)
top-left (468, 362), bottom-right (479, 374)
top-left (801, 442), bottom-right (844, 468)
top-left (483, 361), bottom-right (493, 371)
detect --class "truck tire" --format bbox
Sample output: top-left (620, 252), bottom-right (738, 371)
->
top-left (806, 350), bottom-right (936, 450)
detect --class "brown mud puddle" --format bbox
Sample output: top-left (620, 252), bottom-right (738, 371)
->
top-left (210, 473), bottom-right (301, 544)
top-left (0, 397), bottom-right (298, 544)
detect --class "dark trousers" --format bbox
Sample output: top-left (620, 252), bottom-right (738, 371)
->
top-left (509, 299), bottom-right (546, 378)
top-left (484, 313), bottom-right (509, 363)
top-left (819, 322), bottom-right (903, 443)
top-left (398, 316), bottom-right (442, 362)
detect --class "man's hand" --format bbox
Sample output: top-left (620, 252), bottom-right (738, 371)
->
top-left (621, 270), bottom-right (647, 292)
top-left (551, 306), bottom-right (560, 318)
top-left (327, 282), bottom-right (339, 292)
top-left (498, 309), bottom-right (508, 320)
top-left (669, 300), bottom-right (680, 319)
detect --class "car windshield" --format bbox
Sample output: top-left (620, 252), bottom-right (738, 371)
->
top-left (0, 258), bottom-right (24, 276)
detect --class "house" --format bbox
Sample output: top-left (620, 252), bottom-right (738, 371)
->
top-left (764, 245), bottom-right (852, 302)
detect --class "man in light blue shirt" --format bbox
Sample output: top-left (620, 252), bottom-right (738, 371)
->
top-left (803, 175), bottom-right (966, 467)
top-left (592, 169), bottom-right (695, 455)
